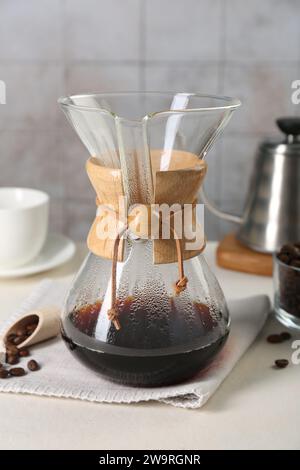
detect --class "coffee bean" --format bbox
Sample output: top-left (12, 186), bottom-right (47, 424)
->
top-left (16, 327), bottom-right (26, 337)
top-left (27, 360), bottom-right (39, 372)
top-left (7, 343), bottom-right (16, 350)
top-left (281, 244), bottom-right (299, 258)
top-left (9, 367), bottom-right (25, 377)
top-left (277, 253), bottom-right (290, 265)
top-left (26, 323), bottom-right (37, 335)
top-left (291, 259), bottom-right (300, 269)
top-left (18, 348), bottom-right (29, 357)
top-left (267, 334), bottom-right (283, 344)
top-left (7, 354), bottom-right (19, 365)
top-left (7, 333), bottom-right (17, 343)
top-left (12, 335), bottom-right (26, 345)
top-left (277, 243), bottom-right (300, 319)
top-left (6, 344), bottom-right (18, 355)
top-left (280, 332), bottom-right (291, 341)
top-left (0, 369), bottom-right (9, 379)
top-left (274, 359), bottom-right (289, 369)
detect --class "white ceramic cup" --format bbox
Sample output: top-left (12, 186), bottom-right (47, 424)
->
top-left (0, 188), bottom-right (49, 268)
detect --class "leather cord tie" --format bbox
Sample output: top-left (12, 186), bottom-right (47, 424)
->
top-left (106, 217), bottom-right (206, 330)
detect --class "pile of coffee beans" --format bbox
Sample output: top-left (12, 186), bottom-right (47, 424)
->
top-left (266, 331), bottom-right (291, 369)
top-left (6, 317), bottom-right (38, 347)
top-left (0, 319), bottom-right (40, 379)
top-left (277, 243), bottom-right (300, 318)
top-left (0, 356), bottom-right (40, 379)
top-left (0, 346), bottom-right (40, 378)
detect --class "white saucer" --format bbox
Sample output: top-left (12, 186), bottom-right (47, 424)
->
top-left (0, 233), bottom-right (76, 279)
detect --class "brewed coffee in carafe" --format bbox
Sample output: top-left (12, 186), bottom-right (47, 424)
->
top-left (59, 92), bottom-right (240, 386)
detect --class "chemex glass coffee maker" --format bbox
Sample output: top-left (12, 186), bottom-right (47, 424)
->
top-left (59, 92), bottom-right (240, 386)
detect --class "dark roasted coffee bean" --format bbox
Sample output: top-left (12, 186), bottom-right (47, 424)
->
top-left (291, 259), bottom-right (300, 269)
top-left (9, 367), bottom-right (25, 377)
top-left (26, 323), bottom-right (37, 334)
top-left (12, 336), bottom-right (22, 345)
top-left (278, 243), bottom-right (300, 319)
top-left (274, 359), bottom-right (289, 369)
top-left (267, 334), bottom-right (283, 344)
top-left (7, 333), bottom-right (17, 343)
top-left (18, 348), bottom-right (29, 357)
top-left (12, 335), bottom-right (26, 345)
top-left (7, 355), bottom-right (19, 365)
top-left (16, 327), bottom-right (26, 337)
top-left (0, 369), bottom-right (9, 379)
top-left (280, 244), bottom-right (298, 258)
top-left (27, 359), bottom-right (39, 372)
top-left (280, 332), bottom-right (291, 341)
top-left (6, 344), bottom-right (19, 356)
top-left (277, 253), bottom-right (290, 265)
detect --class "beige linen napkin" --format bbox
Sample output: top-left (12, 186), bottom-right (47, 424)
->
top-left (0, 280), bottom-right (270, 408)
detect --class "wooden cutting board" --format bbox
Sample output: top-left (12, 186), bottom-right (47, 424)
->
top-left (217, 233), bottom-right (273, 276)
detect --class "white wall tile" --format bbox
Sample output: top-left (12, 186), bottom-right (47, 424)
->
top-left (225, 0), bottom-right (300, 61)
top-left (49, 198), bottom-right (64, 234)
top-left (201, 138), bottom-right (223, 203)
top-left (0, 64), bottom-right (64, 130)
top-left (220, 134), bottom-right (260, 212)
top-left (65, 64), bottom-right (140, 94)
top-left (0, 130), bottom-right (63, 198)
top-left (223, 64), bottom-right (298, 134)
top-left (0, 0), bottom-right (63, 61)
top-left (145, 0), bottom-right (222, 61)
top-left (144, 63), bottom-right (220, 93)
top-left (64, 0), bottom-right (141, 61)
top-left (64, 200), bottom-right (96, 241)
top-left (59, 125), bottom-right (94, 201)
top-left (203, 207), bottom-right (220, 241)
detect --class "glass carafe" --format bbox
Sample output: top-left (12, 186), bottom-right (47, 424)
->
top-left (59, 92), bottom-right (240, 386)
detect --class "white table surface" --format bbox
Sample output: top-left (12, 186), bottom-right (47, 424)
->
top-left (0, 242), bottom-right (299, 450)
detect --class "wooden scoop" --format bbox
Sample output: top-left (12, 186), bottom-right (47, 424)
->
top-left (0, 307), bottom-right (60, 361)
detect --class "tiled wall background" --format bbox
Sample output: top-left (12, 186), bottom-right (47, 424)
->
top-left (0, 0), bottom-right (300, 240)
